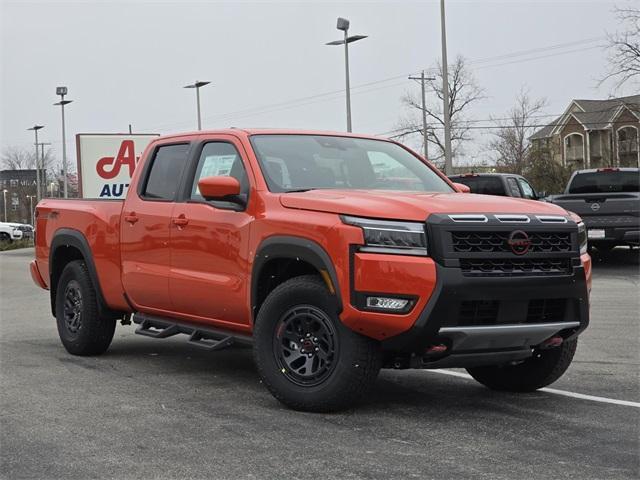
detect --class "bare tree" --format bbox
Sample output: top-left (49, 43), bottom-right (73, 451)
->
top-left (489, 88), bottom-right (547, 175)
top-left (1, 146), bottom-right (57, 173)
top-left (600, 5), bottom-right (640, 91)
top-left (395, 56), bottom-right (484, 166)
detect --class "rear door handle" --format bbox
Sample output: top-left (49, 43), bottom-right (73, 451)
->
top-left (124, 212), bottom-right (139, 224)
top-left (172, 215), bottom-right (189, 227)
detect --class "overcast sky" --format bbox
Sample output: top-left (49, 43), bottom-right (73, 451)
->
top-left (1, 0), bottom-right (637, 167)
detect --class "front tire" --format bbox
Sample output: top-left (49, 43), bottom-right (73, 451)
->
top-left (253, 275), bottom-right (381, 412)
top-left (55, 260), bottom-right (116, 356)
top-left (466, 338), bottom-right (578, 392)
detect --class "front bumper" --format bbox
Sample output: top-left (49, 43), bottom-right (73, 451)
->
top-left (381, 261), bottom-right (589, 358)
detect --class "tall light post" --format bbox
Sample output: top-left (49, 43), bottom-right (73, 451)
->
top-left (27, 195), bottom-right (35, 225)
top-left (54, 87), bottom-right (72, 198)
top-left (408, 71), bottom-right (436, 160)
top-left (36, 141), bottom-right (52, 196)
top-left (27, 125), bottom-right (44, 202)
top-left (440, 0), bottom-right (453, 174)
top-left (2, 189), bottom-right (7, 223)
top-left (183, 81), bottom-right (210, 130)
top-left (326, 17), bottom-right (367, 133)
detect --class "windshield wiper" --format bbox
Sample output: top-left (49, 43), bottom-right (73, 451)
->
top-left (283, 188), bottom-right (317, 193)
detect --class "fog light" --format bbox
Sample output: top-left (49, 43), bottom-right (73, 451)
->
top-left (366, 297), bottom-right (409, 310)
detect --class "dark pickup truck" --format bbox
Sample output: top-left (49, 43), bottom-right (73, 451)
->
top-left (449, 173), bottom-right (540, 200)
top-left (547, 168), bottom-right (640, 251)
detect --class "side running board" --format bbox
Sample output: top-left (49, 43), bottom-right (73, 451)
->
top-left (132, 313), bottom-right (252, 351)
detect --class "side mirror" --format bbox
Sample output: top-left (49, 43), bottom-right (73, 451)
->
top-left (197, 176), bottom-right (241, 201)
top-left (452, 182), bottom-right (471, 193)
top-left (537, 190), bottom-right (547, 200)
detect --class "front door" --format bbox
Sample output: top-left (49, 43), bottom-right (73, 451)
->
top-left (120, 142), bottom-right (191, 311)
top-left (169, 137), bottom-right (254, 329)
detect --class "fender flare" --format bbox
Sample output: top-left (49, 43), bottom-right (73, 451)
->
top-left (49, 228), bottom-right (122, 319)
top-left (251, 236), bottom-right (343, 315)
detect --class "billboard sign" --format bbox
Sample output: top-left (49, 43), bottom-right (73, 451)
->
top-left (76, 133), bottom-right (159, 198)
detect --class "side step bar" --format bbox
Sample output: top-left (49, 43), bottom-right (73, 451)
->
top-left (132, 313), bottom-right (252, 351)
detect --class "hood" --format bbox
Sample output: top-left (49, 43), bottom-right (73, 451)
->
top-left (279, 189), bottom-right (569, 221)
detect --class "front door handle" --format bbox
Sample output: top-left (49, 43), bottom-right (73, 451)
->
top-left (172, 215), bottom-right (189, 227)
top-left (124, 212), bottom-right (139, 224)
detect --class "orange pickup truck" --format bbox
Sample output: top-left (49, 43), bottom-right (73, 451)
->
top-left (31, 129), bottom-right (592, 412)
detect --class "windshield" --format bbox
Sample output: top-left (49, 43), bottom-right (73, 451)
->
top-left (250, 134), bottom-right (453, 193)
top-left (568, 171), bottom-right (639, 193)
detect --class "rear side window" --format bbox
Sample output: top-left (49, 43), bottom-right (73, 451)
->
top-left (568, 171), bottom-right (639, 193)
top-left (143, 144), bottom-right (190, 200)
top-left (455, 176), bottom-right (506, 196)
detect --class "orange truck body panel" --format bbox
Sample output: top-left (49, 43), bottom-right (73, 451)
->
top-left (32, 129), bottom-right (592, 342)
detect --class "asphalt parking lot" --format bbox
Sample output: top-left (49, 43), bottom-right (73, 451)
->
top-left (1, 247), bottom-right (638, 479)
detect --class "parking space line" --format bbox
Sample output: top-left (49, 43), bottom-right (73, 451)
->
top-left (426, 369), bottom-right (640, 408)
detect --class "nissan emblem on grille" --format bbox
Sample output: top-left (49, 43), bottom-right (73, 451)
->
top-left (507, 230), bottom-right (531, 255)
top-left (591, 203), bottom-right (600, 211)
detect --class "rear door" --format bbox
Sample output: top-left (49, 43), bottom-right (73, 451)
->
top-left (120, 142), bottom-right (191, 311)
top-left (168, 136), bottom-right (254, 328)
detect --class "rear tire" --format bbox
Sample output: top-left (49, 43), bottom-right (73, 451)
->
top-left (466, 339), bottom-right (578, 392)
top-left (55, 260), bottom-right (116, 356)
top-left (0, 232), bottom-right (11, 243)
top-left (253, 275), bottom-right (381, 412)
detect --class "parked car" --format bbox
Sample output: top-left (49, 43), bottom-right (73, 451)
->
top-left (31, 129), bottom-right (591, 412)
top-left (7, 223), bottom-right (34, 239)
top-left (547, 168), bottom-right (639, 252)
top-left (448, 173), bottom-right (541, 199)
top-left (0, 222), bottom-right (23, 242)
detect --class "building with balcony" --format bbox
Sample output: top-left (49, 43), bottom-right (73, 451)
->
top-left (530, 94), bottom-right (639, 169)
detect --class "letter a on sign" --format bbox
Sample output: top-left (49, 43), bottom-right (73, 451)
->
top-left (96, 140), bottom-right (137, 179)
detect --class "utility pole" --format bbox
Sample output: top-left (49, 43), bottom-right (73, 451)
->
top-left (409, 71), bottom-right (436, 160)
top-left (36, 142), bottom-right (52, 196)
top-left (440, 0), bottom-right (453, 174)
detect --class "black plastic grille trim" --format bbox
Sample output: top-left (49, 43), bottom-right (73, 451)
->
top-left (460, 258), bottom-right (572, 276)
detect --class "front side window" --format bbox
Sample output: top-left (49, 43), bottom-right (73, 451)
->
top-left (517, 178), bottom-right (537, 199)
top-left (191, 142), bottom-right (249, 206)
top-left (249, 135), bottom-right (453, 193)
top-left (143, 144), bottom-right (190, 200)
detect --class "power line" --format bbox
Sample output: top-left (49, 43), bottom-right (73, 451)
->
top-left (144, 37), bottom-right (606, 131)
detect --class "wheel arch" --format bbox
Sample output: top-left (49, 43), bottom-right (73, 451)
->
top-left (49, 228), bottom-right (123, 320)
top-left (251, 236), bottom-right (343, 321)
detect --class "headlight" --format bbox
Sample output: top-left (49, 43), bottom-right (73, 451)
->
top-left (577, 222), bottom-right (588, 255)
top-left (341, 215), bottom-right (428, 256)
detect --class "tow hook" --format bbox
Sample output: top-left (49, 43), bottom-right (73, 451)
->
top-left (425, 344), bottom-right (448, 354)
top-left (540, 335), bottom-right (563, 349)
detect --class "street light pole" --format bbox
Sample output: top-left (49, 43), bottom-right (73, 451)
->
top-left (409, 71), bottom-right (436, 160)
top-left (2, 189), bottom-right (7, 223)
top-left (326, 17), bottom-right (367, 133)
top-left (27, 125), bottom-right (44, 202)
top-left (54, 87), bottom-right (72, 198)
top-left (440, 0), bottom-right (453, 174)
top-left (27, 195), bottom-right (35, 225)
top-left (36, 142), bottom-right (52, 196)
top-left (184, 81), bottom-right (211, 130)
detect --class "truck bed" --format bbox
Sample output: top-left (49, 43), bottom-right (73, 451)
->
top-left (34, 198), bottom-right (128, 311)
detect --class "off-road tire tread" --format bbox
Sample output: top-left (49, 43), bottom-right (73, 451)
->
top-left (254, 275), bottom-right (381, 412)
top-left (55, 260), bottom-right (116, 356)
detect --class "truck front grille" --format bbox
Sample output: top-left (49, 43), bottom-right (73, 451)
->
top-left (460, 258), bottom-right (572, 276)
top-left (458, 298), bottom-right (568, 326)
top-left (452, 231), bottom-right (572, 254)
